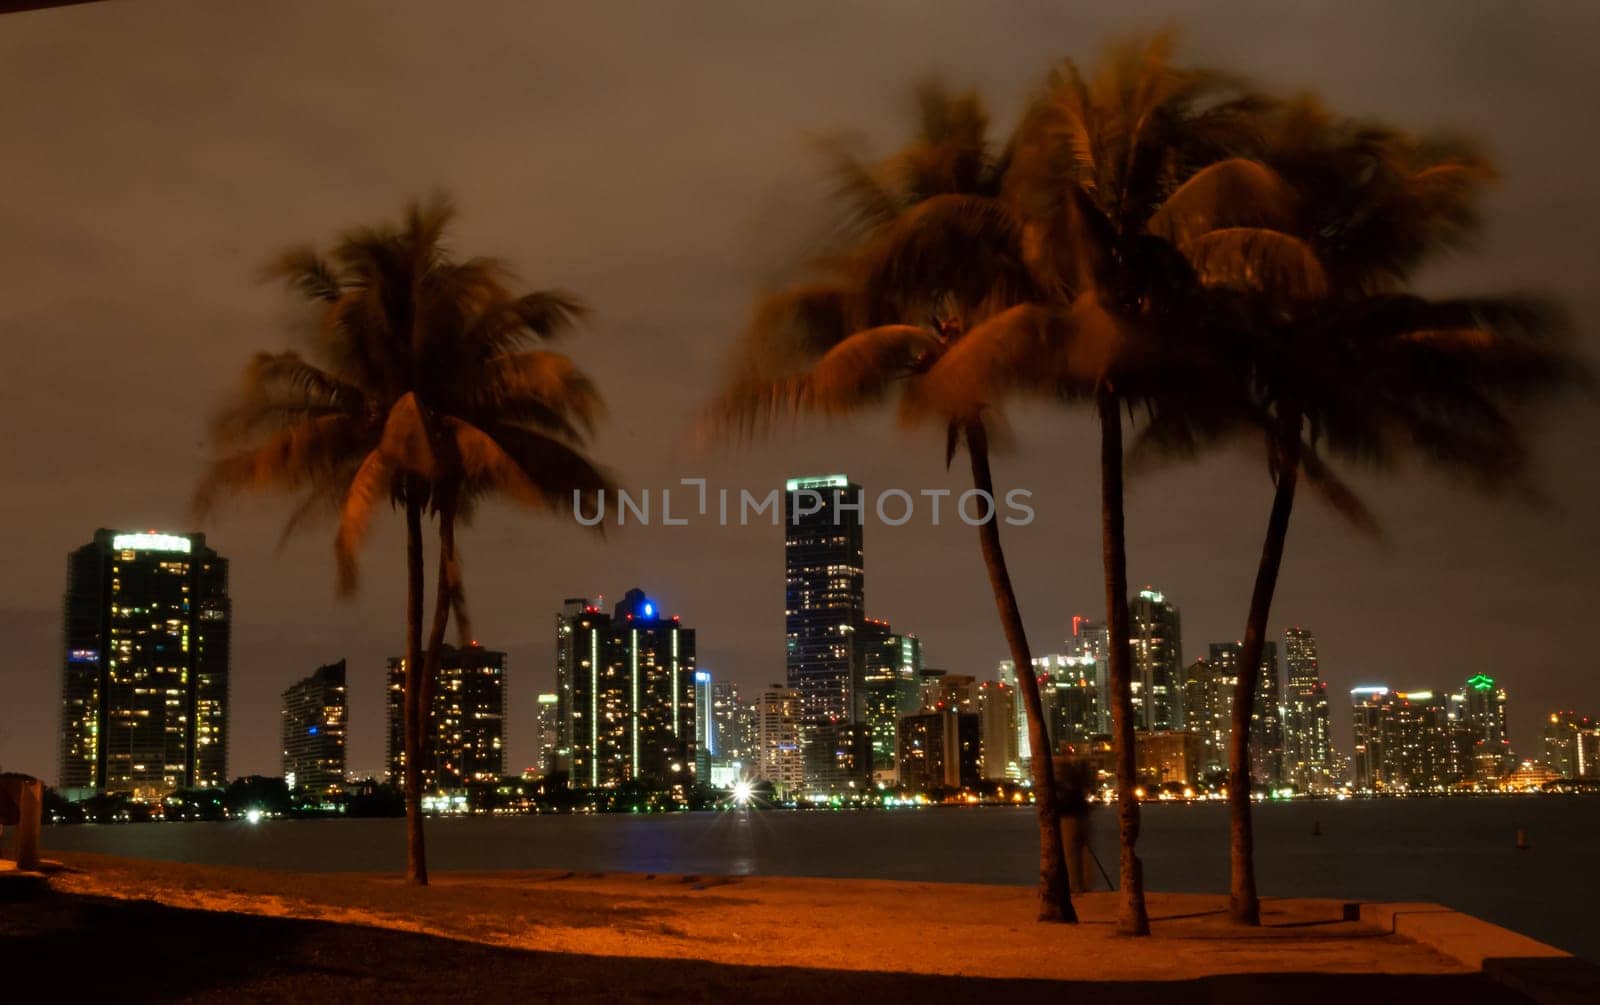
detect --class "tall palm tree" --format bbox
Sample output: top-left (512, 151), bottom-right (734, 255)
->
top-left (709, 84), bottom-right (1077, 923)
top-left (1129, 100), bottom-right (1585, 924)
top-left (918, 33), bottom-right (1319, 935)
top-left (195, 196), bottom-right (611, 885)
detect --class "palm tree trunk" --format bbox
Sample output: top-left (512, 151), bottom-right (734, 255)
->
top-left (418, 495), bottom-right (458, 797)
top-left (1098, 392), bottom-right (1148, 936)
top-left (1228, 429), bottom-right (1301, 925)
top-left (966, 421), bottom-right (1075, 923)
top-left (402, 490), bottom-right (429, 886)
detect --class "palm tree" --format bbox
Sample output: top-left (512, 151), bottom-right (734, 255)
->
top-left (708, 84), bottom-right (1077, 922)
top-left (918, 32), bottom-right (1319, 935)
top-left (195, 196), bottom-right (611, 885)
top-left (1129, 99), bottom-right (1586, 924)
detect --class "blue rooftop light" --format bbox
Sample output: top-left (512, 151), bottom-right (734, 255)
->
top-left (642, 602), bottom-right (654, 617)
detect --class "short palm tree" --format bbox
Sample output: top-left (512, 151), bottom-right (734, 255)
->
top-left (918, 32), bottom-right (1319, 935)
top-left (709, 84), bottom-right (1078, 923)
top-left (195, 196), bottom-right (611, 885)
top-left (1129, 99), bottom-right (1586, 924)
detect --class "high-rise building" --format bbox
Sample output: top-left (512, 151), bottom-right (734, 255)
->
top-left (60, 529), bottom-right (231, 801)
top-left (755, 684), bottom-right (804, 797)
top-left (1066, 616), bottom-right (1112, 733)
top-left (533, 692), bottom-right (560, 778)
top-left (1454, 673), bottom-right (1509, 744)
top-left (784, 475), bottom-right (865, 728)
top-left (920, 670), bottom-right (976, 713)
top-left (280, 660), bottom-right (347, 797)
top-left (551, 596), bottom-right (592, 774)
top-left (1448, 673), bottom-right (1512, 780)
top-left (694, 670), bottom-right (714, 776)
top-left (1135, 730), bottom-right (1204, 787)
top-left (1542, 711), bottom-right (1599, 779)
top-left (1181, 657), bottom-right (1233, 778)
top-left (802, 721), bottom-right (872, 794)
top-left (386, 644), bottom-right (506, 790)
top-left (710, 680), bottom-right (754, 763)
top-left (976, 680), bottom-right (1019, 781)
top-left (857, 619), bottom-right (922, 782)
top-left (1129, 589), bottom-right (1183, 731)
top-left (554, 589), bottom-right (698, 789)
top-left (1349, 686), bottom-right (1476, 792)
top-left (1350, 687), bottom-right (1390, 791)
top-left (897, 708), bottom-right (981, 792)
top-left (999, 653), bottom-right (1101, 768)
top-left (1209, 641), bottom-right (1283, 787)
top-left (1281, 627), bottom-right (1334, 792)
top-left (1047, 657), bottom-right (1100, 745)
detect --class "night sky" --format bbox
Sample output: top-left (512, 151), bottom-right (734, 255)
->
top-left (2, 1), bottom-right (1596, 781)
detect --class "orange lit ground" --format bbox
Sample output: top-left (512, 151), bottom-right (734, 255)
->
top-left (10, 851), bottom-right (1543, 1002)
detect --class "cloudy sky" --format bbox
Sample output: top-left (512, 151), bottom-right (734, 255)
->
top-left (2, 1), bottom-right (1596, 780)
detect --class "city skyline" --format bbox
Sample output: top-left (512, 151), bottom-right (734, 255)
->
top-left (31, 517), bottom-right (1600, 787)
top-left (3, 2), bottom-right (1599, 783)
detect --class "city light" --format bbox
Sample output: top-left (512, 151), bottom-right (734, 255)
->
top-left (784, 474), bottom-right (848, 491)
top-left (245, 808), bottom-right (263, 824)
top-left (111, 532), bottom-right (191, 553)
top-left (732, 780), bottom-right (753, 805)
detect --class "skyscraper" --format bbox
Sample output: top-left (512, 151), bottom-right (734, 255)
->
top-left (897, 708), bottom-right (981, 792)
top-left (1449, 674), bottom-right (1511, 781)
top-left (1543, 710), bottom-right (1599, 779)
top-left (554, 589), bottom-right (697, 788)
top-left (998, 653), bottom-right (1101, 769)
top-left (1350, 687), bottom-right (1391, 791)
top-left (976, 679), bottom-right (1019, 781)
top-left (1047, 657), bottom-right (1100, 745)
top-left (1209, 641), bottom-right (1284, 787)
top-left (857, 617), bottom-right (921, 782)
top-left (551, 596), bottom-right (592, 774)
top-left (1282, 627), bottom-right (1334, 791)
top-left (694, 669), bottom-right (714, 776)
top-left (1066, 616), bottom-right (1111, 733)
top-left (1129, 589), bottom-right (1182, 731)
top-left (533, 692), bottom-right (560, 778)
top-left (1181, 657), bottom-right (1232, 778)
top-left (919, 670), bottom-right (977, 713)
top-left (60, 529), bottom-right (231, 801)
top-left (280, 660), bottom-right (347, 798)
top-left (755, 684), bottom-right (804, 797)
top-left (784, 475), bottom-right (865, 727)
top-left (386, 644), bottom-right (506, 790)
top-left (1349, 686), bottom-right (1470, 792)
top-left (710, 680), bottom-right (754, 763)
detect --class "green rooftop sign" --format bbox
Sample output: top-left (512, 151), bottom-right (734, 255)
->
top-left (1467, 673), bottom-right (1496, 692)
top-left (786, 475), bottom-right (849, 491)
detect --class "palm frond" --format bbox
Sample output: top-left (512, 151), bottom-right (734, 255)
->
top-left (1298, 448), bottom-right (1381, 537)
top-left (1181, 228), bottom-right (1328, 298)
top-left (333, 450), bottom-right (397, 595)
top-left (1147, 158), bottom-right (1300, 247)
top-left (262, 246), bottom-right (343, 302)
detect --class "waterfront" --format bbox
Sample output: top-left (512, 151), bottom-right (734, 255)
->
top-left (41, 795), bottom-right (1599, 962)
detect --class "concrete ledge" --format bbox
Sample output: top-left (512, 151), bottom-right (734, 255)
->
top-left (1361, 902), bottom-right (1598, 1004)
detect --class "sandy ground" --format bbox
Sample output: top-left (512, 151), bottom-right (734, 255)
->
top-left (14, 852), bottom-right (1514, 993)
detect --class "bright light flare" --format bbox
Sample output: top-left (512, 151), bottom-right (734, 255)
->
top-left (732, 780), bottom-right (754, 805)
top-left (245, 808), bottom-right (263, 824)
